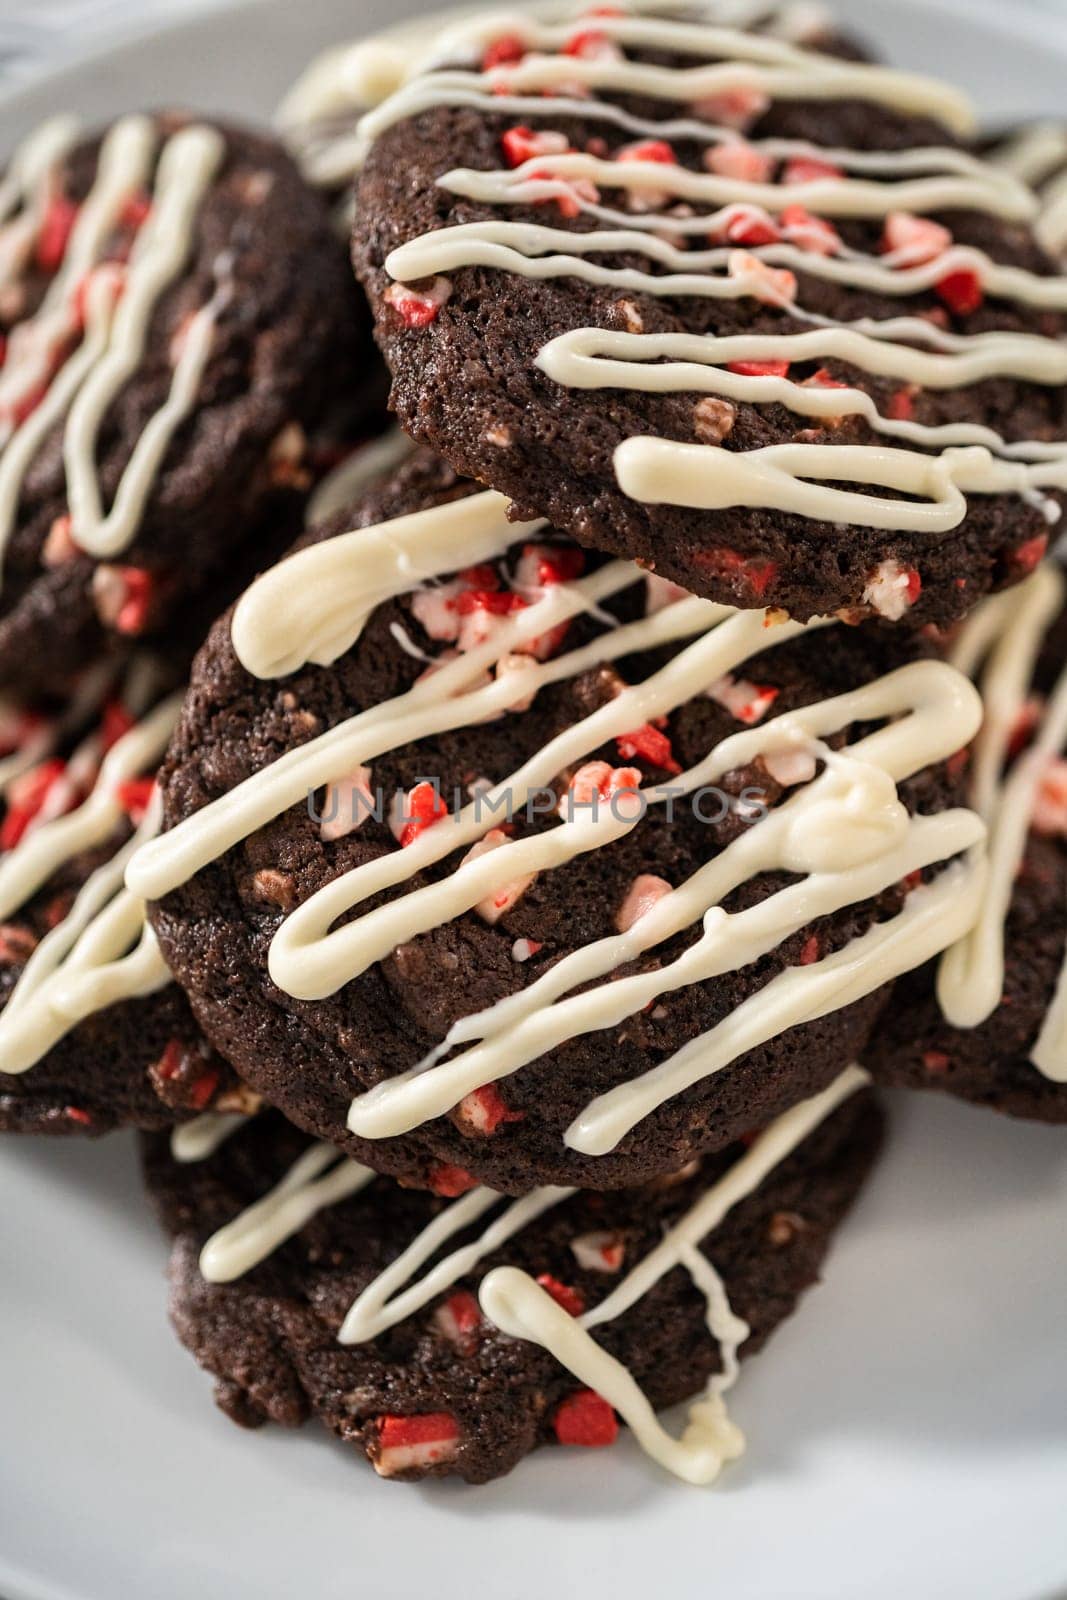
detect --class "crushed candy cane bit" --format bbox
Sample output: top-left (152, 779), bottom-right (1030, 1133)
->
top-left (707, 673), bottom-right (780, 725)
top-left (374, 1413), bottom-right (460, 1476)
top-left (434, 1290), bottom-right (483, 1353)
top-left (460, 827), bottom-right (536, 922)
top-left (571, 1230), bottom-right (625, 1272)
top-left (456, 1082), bottom-right (526, 1135)
top-left (535, 1274), bottom-right (585, 1317)
top-left (553, 1388), bottom-right (618, 1447)
top-left (615, 873), bottom-right (672, 933)
top-left (319, 766), bottom-right (375, 841)
top-left (702, 141), bottom-right (772, 183)
top-left (861, 560), bottom-right (922, 620)
top-left (393, 781), bottom-right (449, 848)
top-left (428, 1164), bottom-right (479, 1198)
top-left (728, 249), bottom-right (796, 304)
top-left (615, 721), bottom-right (680, 773)
top-left (1032, 756), bottom-right (1067, 837)
top-left (383, 276), bottom-right (452, 329)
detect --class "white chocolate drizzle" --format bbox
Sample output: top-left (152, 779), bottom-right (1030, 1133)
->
top-left (277, 1), bottom-right (844, 186)
top-left (0, 114), bottom-right (226, 581)
top-left (171, 1110), bottom-right (248, 1163)
top-left (0, 687), bottom-right (181, 1074)
top-left (127, 484), bottom-right (985, 1157)
top-left (987, 122), bottom-right (1067, 259)
top-left (197, 1063), bottom-right (870, 1485)
top-left (341, 5), bottom-right (1067, 538)
top-left (199, 1141), bottom-right (375, 1282)
top-left (938, 564), bottom-right (1067, 1079)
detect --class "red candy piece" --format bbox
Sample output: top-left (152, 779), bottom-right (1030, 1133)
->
top-left (115, 568), bottom-right (154, 634)
top-left (0, 923), bottom-right (37, 963)
top-left (1033, 756), bottom-right (1067, 837)
top-left (798, 933), bottom-right (820, 965)
top-left (120, 192), bottom-right (152, 230)
top-left (553, 1389), bottom-right (618, 1447)
top-left (564, 761), bottom-right (642, 809)
top-left (501, 126), bottom-right (569, 168)
top-left (482, 34), bottom-right (526, 69)
top-left (528, 168), bottom-right (599, 220)
top-left (563, 27), bottom-right (612, 57)
top-left (36, 195), bottom-right (78, 273)
top-left (936, 268), bottom-right (984, 316)
top-left (880, 211), bottom-right (951, 266)
top-left (116, 776), bottom-right (155, 826)
top-left (802, 367), bottom-right (849, 391)
top-left (1007, 533), bottom-right (1048, 576)
top-left (721, 208), bottom-right (779, 247)
top-left (922, 1050), bottom-right (951, 1074)
top-left (434, 1289), bottom-right (483, 1353)
top-left (726, 358), bottom-right (789, 378)
top-left (398, 781), bottom-right (449, 848)
top-left (1, 758), bottom-right (68, 850)
top-left (693, 545), bottom-right (779, 598)
top-left (383, 277), bottom-right (452, 329)
top-left (93, 565), bottom-right (156, 635)
top-left (152, 1039), bottom-right (220, 1110)
top-left (615, 722), bottom-right (681, 774)
top-left (153, 1039), bottom-right (187, 1081)
top-left (379, 1413), bottom-right (460, 1447)
top-left (782, 156), bottom-right (843, 185)
top-left (457, 562), bottom-right (500, 589)
top-left (779, 203), bottom-right (840, 256)
top-left (429, 1164), bottom-right (479, 1197)
top-left (375, 1412), bottom-right (461, 1476)
top-left (457, 1083), bottom-right (526, 1135)
top-left (886, 387), bottom-right (916, 422)
top-left (524, 544), bottom-right (584, 586)
top-left (536, 1274), bottom-right (585, 1317)
top-left (64, 1106), bottom-right (93, 1127)
top-left (703, 142), bottom-right (773, 183)
top-left (11, 383), bottom-right (47, 428)
top-left (187, 1067), bottom-right (221, 1111)
top-left (456, 588), bottom-right (527, 617)
top-left (101, 699), bottom-right (135, 751)
top-left (616, 138), bottom-right (676, 165)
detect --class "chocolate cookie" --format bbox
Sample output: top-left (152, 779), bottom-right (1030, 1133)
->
top-left (0, 664), bottom-right (253, 1134)
top-left (352, 4), bottom-right (1066, 628)
top-left (135, 445), bottom-right (982, 1194)
top-left (144, 1068), bottom-right (883, 1485)
top-left (866, 563), bottom-right (1067, 1118)
top-left (0, 108), bottom-right (382, 697)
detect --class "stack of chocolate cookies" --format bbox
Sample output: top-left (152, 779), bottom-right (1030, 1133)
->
top-left (1, 1), bottom-right (1064, 1488)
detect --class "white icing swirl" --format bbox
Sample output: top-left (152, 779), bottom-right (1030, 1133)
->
top-left (0, 688), bottom-right (180, 1073)
top-left (938, 564), bottom-right (1067, 1079)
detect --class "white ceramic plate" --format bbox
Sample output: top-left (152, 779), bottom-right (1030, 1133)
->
top-left (0, 4), bottom-right (1066, 1597)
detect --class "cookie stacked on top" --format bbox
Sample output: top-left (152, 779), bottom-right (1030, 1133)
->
top-left (0, 108), bottom-right (384, 1137)
top-left (2, 2), bottom-right (1064, 1490)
